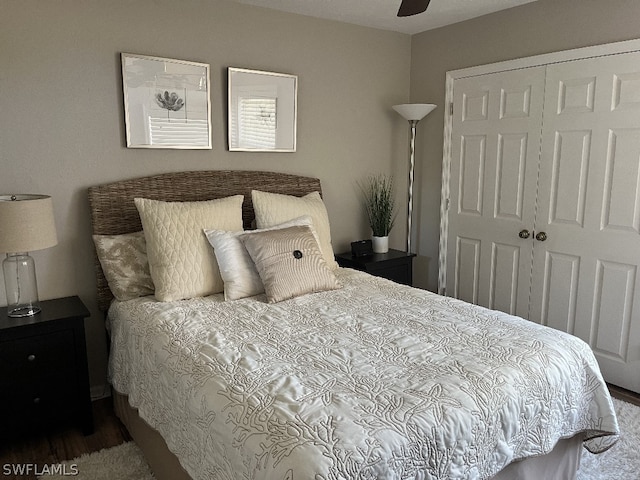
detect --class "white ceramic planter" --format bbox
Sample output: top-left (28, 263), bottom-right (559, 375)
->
top-left (372, 236), bottom-right (389, 253)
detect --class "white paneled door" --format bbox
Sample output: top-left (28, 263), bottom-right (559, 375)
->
top-left (531, 53), bottom-right (640, 391)
top-left (444, 51), bottom-right (640, 393)
top-left (446, 67), bottom-right (546, 318)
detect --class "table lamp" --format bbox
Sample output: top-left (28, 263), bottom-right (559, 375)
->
top-left (0, 195), bottom-right (58, 317)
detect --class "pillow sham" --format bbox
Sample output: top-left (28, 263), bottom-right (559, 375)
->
top-left (93, 231), bottom-right (154, 302)
top-left (238, 225), bottom-right (341, 303)
top-left (204, 216), bottom-right (315, 301)
top-left (251, 190), bottom-right (339, 270)
top-left (134, 195), bottom-right (244, 302)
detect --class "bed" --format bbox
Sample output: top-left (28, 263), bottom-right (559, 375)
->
top-left (88, 170), bottom-right (619, 480)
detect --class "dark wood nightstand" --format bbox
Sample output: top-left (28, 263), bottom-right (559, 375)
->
top-left (335, 248), bottom-right (417, 286)
top-left (0, 296), bottom-right (93, 439)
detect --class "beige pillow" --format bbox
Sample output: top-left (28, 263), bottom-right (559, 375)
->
top-left (93, 231), bottom-right (154, 302)
top-left (239, 225), bottom-right (341, 303)
top-left (251, 190), bottom-right (338, 270)
top-left (204, 216), bottom-right (315, 301)
top-left (134, 196), bottom-right (244, 301)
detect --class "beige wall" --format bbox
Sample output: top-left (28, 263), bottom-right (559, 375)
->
top-left (0, 0), bottom-right (411, 393)
top-left (410, 0), bottom-right (640, 292)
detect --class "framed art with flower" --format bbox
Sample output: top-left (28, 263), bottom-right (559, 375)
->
top-left (121, 53), bottom-right (212, 149)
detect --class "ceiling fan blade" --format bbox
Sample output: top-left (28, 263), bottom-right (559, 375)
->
top-left (397, 0), bottom-right (430, 17)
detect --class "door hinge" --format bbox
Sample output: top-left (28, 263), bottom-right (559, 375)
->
top-left (449, 103), bottom-right (454, 115)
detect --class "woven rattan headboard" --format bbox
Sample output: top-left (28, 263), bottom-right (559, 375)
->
top-left (88, 170), bottom-right (322, 311)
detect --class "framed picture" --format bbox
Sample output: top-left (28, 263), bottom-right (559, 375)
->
top-left (228, 67), bottom-right (297, 152)
top-left (121, 53), bottom-right (212, 149)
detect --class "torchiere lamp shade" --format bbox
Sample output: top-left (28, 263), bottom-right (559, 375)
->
top-left (392, 103), bottom-right (437, 121)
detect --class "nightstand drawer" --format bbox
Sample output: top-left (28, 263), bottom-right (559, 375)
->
top-left (7, 374), bottom-right (77, 409)
top-left (1, 375), bottom-right (79, 433)
top-left (367, 263), bottom-right (412, 284)
top-left (0, 330), bottom-right (76, 381)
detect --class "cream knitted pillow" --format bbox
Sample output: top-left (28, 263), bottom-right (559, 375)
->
top-left (134, 195), bottom-right (244, 301)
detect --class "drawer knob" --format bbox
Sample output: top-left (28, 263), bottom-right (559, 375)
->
top-left (27, 354), bottom-right (36, 362)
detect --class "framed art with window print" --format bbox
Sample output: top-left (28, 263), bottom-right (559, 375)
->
top-left (121, 53), bottom-right (212, 149)
top-left (228, 67), bottom-right (297, 152)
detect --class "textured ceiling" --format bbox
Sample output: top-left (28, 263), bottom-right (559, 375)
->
top-left (226, 0), bottom-right (538, 35)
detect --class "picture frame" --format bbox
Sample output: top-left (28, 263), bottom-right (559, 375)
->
top-left (228, 67), bottom-right (297, 152)
top-left (121, 53), bottom-right (212, 149)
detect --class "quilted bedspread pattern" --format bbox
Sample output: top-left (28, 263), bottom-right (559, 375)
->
top-left (108, 269), bottom-right (618, 480)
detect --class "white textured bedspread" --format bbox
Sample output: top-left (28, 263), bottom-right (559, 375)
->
top-left (108, 269), bottom-right (618, 480)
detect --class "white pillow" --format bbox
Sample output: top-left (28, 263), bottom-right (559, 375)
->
top-left (134, 195), bottom-right (244, 301)
top-left (251, 190), bottom-right (338, 269)
top-left (204, 216), bottom-right (314, 301)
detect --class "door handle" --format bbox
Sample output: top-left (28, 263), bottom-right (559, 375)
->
top-left (535, 231), bottom-right (547, 242)
top-left (518, 229), bottom-right (530, 239)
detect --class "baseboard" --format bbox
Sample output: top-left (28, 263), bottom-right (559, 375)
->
top-left (91, 384), bottom-right (112, 400)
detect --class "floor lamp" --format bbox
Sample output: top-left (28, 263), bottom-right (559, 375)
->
top-left (392, 103), bottom-right (437, 254)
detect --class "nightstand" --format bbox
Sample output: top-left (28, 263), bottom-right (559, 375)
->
top-left (335, 248), bottom-right (417, 286)
top-left (0, 296), bottom-right (93, 439)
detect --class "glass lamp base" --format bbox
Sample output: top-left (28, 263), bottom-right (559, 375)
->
top-left (3, 252), bottom-right (41, 318)
top-left (8, 303), bottom-right (41, 317)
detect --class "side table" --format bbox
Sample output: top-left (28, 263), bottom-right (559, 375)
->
top-left (335, 248), bottom-right (416, 286)
top-left (0, 296), bottom-right (93, 438)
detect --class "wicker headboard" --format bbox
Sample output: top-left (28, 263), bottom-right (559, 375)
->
top-left (88, 170), bottom-right (322, 311)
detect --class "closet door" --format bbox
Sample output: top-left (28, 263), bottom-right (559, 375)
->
top-left (530, 52), bottom-right (640, 392)
top-left (446, 67), bottom-right (545, 316)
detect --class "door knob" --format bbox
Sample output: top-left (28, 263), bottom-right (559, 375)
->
top-left (535, 231), bottom-right (547, 242)
top-left (518, 229), bottom-right (530, 239)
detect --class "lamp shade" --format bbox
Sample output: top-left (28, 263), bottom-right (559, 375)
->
top-left (0, 195), bottom-right (58, 253)
top-left (392, 103), bottom-right (437, 121)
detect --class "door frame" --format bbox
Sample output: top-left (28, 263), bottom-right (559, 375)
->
top-left (439, 37), bottom-right (640, 295)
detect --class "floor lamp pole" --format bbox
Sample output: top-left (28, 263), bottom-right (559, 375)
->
top-left (407, 119), bottom-right (418, 254)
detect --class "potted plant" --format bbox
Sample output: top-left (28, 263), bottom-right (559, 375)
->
top-left (360, 174), bottom-right (397, 253)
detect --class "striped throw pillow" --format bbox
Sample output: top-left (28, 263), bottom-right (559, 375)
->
top-left (239, 225), bottom-right (341, 303)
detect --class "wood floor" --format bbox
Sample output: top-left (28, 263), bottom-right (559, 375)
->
top-left (0, 397), bottom-right (131, 479)
top-left (0, 384), bottom-right (637, 479)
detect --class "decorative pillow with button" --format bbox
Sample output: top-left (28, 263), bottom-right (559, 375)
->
top-left (204, 215), bottom-right (316, 301)
top-left (238, 225), bottom-right (341, 303)
top-left (251, 190), bottom-right (339, 270)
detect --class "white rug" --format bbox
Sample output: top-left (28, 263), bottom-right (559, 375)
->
top-left (38, 441), bottom-right (154, 480)
top-left (38, 397), bottom-right (637, 479)
top-left (577, 397), bottom-right (639, 480)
